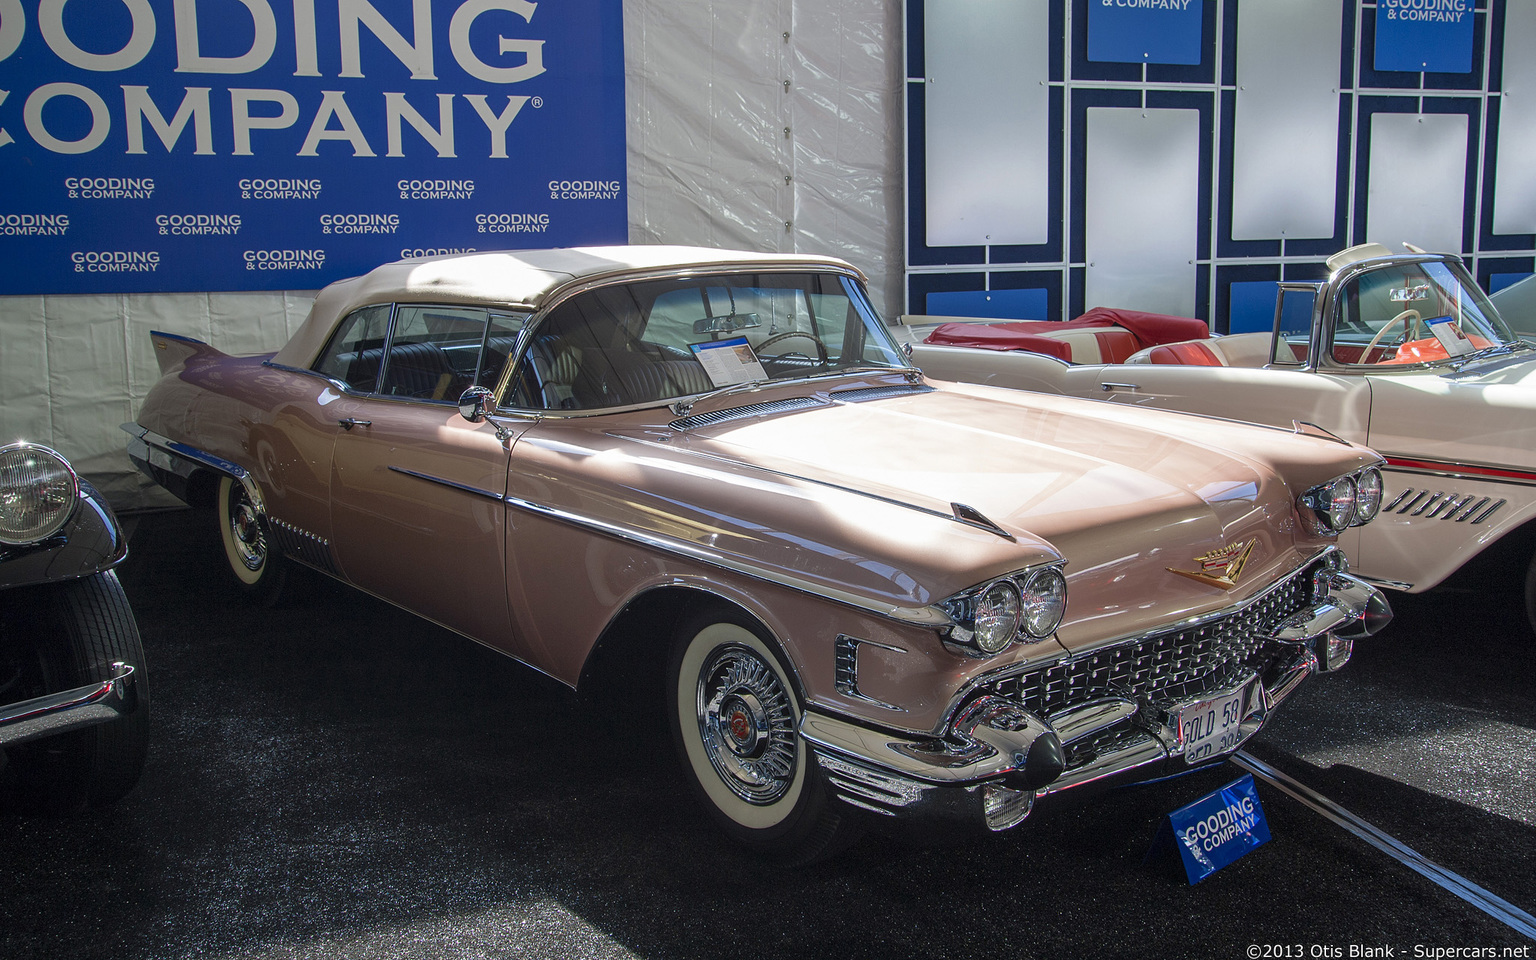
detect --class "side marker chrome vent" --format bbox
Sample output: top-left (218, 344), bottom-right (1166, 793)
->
top-left (1383, 488), bottom-right (1505, 524)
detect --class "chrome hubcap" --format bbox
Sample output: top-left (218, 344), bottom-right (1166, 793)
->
top-left (228, 493), bottom-right (265, 571)
top-left (697, 645), bottom-right (797, 805)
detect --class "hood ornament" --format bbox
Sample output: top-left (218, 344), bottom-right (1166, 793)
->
top-left (1168, 538), bottom-right (1257, 589)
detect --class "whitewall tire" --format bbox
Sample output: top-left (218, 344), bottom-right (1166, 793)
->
top-left (667, 609), bottom-right (857, 863)
top-left (216, 475), bottom-right (285, 604)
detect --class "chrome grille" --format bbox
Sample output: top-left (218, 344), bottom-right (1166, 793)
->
top-left (992, 561), bottom-right (1317, 718)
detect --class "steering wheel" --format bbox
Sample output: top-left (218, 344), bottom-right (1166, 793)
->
top-left (1360, 309), bottom-right (1423, 363)
top-left (755, 330), bottom-right (828, 366)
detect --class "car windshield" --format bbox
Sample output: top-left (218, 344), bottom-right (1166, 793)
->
top-left (1488, 274), bottom-right (1536, 344)
top-left (1330, 259), bottom-right (1522, 367)
top-left (507, 271), bottom-right (910, 410)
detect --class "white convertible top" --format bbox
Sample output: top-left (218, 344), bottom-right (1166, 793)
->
top-left (272, 245), bottom-right (860, 369)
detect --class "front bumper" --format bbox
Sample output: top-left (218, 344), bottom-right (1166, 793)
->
top-left (0, 662), bottom-right (140, 748)
top-left (800, 567), bottom-right (1390, 833)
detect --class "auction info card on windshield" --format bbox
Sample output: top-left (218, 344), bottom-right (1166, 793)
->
top-left (691, 337), bottom-right (768, 387)
top-left (0, 1), bottom-right (626, 294)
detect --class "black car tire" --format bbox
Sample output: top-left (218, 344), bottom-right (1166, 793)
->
top-left (667, 607), bottom-right (858, 864)
top-left (1523, 549), bottom-right (1536, 639)
top-left (1, 570), bottom-right (150, 812)
top-left (217, 475), bottom-right (286, 605)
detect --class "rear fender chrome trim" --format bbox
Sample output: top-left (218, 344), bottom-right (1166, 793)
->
top-left (124, 425), bottom-right (265, 515)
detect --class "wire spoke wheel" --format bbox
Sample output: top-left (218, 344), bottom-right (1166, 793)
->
top-left (668, 611), bottom-right (859, 863)
top-left (697, 644), bottom-right (798, 805)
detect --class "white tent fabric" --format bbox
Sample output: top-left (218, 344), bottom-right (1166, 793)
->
top-left (0, 0), bottom-right (901, 505)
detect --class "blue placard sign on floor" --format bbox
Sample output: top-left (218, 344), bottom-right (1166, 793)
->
top-left (1150, 773), bottom-right (1271, 884)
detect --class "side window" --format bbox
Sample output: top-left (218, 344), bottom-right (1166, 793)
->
top-left (508, 290), bottom-right (639, 410)
top-left (1272, 288), bottom-right (1316, 366)
top-left (479, 313), bottom-right (525, 389)
top-left (314, 304), bottom-right (392, 392)
top-left (380, 306), bottom-right (487, 400)
top-left (378, 307), bottom-right (529, 402)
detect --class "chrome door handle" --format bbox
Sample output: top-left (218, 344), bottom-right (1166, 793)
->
top-left (338, 418), bottom-right (372, 430)
top-left (1100, 382), bottom-right (1140, 392)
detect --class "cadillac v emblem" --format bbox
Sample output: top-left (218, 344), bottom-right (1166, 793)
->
top-left (1168, 539), bottom-right (1257, 589)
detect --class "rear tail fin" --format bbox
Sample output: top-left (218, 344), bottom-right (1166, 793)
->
top-left (149, 330), bottom-right (228, 376)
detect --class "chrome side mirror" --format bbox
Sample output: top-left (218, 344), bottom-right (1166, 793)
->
top-left (458, 385), bottom-right (495, 423)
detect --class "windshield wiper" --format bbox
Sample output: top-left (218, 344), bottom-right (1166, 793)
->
top-left (667, 379), bottom-right (770, 418)
top-left (1448, 340), bottom-right (1535, 370)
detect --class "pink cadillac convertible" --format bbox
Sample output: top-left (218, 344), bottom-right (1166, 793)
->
top-left (126, 246), bottom-right (1389, 861)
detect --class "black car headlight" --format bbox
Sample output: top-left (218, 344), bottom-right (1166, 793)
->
top-left (0, 442), bottom-right (79, 545)
top-left (939, 563), bottom-right (1068, 658)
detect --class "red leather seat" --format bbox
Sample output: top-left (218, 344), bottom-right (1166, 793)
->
top-left (1145, 341), bottom-right (1223, 366)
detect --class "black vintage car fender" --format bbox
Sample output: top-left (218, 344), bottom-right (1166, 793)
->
top-left (0, 443), bottom-right (149, 812)
top-left (0, 476), bottom-right (128, 590)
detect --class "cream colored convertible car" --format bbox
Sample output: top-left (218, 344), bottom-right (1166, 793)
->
top-left (126, 246), bottom-right (1389, 861)
top-left (909, 244), bottom-right (1536, 633)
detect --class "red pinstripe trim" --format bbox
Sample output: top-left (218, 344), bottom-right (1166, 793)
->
top-left (1385, 457), bottom-right (1536, 484)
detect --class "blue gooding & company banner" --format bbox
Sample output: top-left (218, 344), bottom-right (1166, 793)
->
top-left (1152, 773), bottom-right (1271, 884)
top-left (0, 0), bottom-right (627, 295)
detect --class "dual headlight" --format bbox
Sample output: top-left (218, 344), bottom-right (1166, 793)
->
top-left (940, 564), bottom-right (1068, 658)
top-left (0, 442), bottom-right (79, 546)
top-left (1299, 465), bottom-right (1384, 535)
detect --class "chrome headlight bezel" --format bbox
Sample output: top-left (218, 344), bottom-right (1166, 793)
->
top-left (0, 442), bottom-right (80, 546)
top-left (1354, 466), bottom-right (1384, 524)
top-left (938, 562), bottom-right (1068, 658)
top-left (973, 579), bottom-right (1023, 654)
top-left (1019, 566), bottom-right (1068, 639)
top-left (1299, 462), bottom-right (1385, 535)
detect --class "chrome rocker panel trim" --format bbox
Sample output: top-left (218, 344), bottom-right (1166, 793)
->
top-left (801, 572), bottom-right (1388, 833)
top-left (0, 662), bottom-right (139, 747)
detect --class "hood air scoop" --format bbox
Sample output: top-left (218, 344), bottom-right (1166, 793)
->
top-left (951, 502), bottom-right (1015, 541)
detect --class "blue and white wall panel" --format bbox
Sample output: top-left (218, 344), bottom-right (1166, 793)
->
top-left (906, 0), bottom-right (1536, 330)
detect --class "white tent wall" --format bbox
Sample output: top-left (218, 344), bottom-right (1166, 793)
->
top-left (0, 0), bottom-right (903, 506)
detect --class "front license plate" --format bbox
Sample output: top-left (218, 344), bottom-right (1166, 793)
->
top-left (1179, 684), bottom-right (1253, 763)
